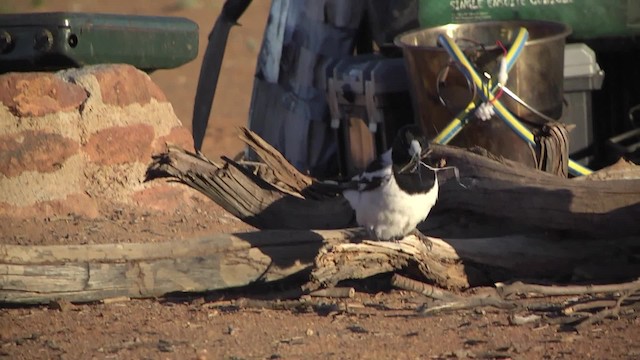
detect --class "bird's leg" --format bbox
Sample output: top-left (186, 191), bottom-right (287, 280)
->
top-left (365, 226), bottom-right (379, 241)
top-left (408, 228), bottom-right (433, 250)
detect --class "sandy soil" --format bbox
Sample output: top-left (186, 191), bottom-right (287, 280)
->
top-left (2, 1), bottom-right (640, 359)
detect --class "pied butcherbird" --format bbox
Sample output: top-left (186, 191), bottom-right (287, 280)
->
top-left (342, 125), bottom-right (438, 241)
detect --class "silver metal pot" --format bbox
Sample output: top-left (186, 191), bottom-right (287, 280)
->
top-left (395, 20), bottom-right (571, 168)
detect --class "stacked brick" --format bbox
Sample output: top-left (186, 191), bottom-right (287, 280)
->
top-left (0, 64), bottom-right (197, 218)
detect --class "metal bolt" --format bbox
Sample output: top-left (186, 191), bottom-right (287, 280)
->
top-left (34, 28), bottom-right (53, 52)
top-left (0, 30), bottom-right (12, 53)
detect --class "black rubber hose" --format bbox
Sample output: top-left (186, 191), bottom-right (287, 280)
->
top-left (192, 0), bottom-right (253, 152)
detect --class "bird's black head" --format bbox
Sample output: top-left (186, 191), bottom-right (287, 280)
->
top-left (391, 124), bottom-right (428, 169)
top-left (391, 125), bottom-right (437, 194)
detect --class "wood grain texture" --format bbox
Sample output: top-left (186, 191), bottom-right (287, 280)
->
top-left (147, 146), bottom-right (354, 230)
top-left (0, 230), bottom-right (329, 304)
top-left (149, 128), bottom-right (640, 236)
top-left (3, 229), bottom-right (638, 304)
top-left (427, 145), bottom-right (640, 236)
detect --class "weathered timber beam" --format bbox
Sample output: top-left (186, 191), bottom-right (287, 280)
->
top-left (426, 145), bottom-right (640, 237)
top-left (232, 128), bottom-right (640, 236)
top-left (2, 229), bottom-right (638, 304)
top-left (0, 230), bottom-right (337, 304)
top-left (149, 139), bottom-right (640, 236)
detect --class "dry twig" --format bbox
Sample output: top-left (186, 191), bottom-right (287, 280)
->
top-left (496, 279), bottom-right (640, 299)
top-left (391, 274), bottom-right (462, 301)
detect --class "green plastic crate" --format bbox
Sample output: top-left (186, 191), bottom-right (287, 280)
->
top-left (419, 0), bottom-right (640, 40)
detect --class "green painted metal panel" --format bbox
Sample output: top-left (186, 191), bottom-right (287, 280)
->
top-left (0, 12), bottom-right (199, 72)
top-left (419, 0), bottom-right (640, 40)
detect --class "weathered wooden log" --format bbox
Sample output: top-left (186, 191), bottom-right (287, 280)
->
top-left (305, 236), bottom-right (470, 291)
top-left (2, 229), bottom-right (638, 304)
top-left (147, 145), bottom-right (354, 230)
top-left (149, 128), bottom-right (640, 237)
top-left (0, 230), bottom-right (333, 304)
top-left (427, 145), bottom-right (640, 237)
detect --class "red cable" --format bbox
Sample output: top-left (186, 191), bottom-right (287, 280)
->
top-left (490, 40), bottom-right (508, 103)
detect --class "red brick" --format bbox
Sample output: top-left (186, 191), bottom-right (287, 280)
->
top-left (0, 72), bottom-right (87, 117)
top-left (0, 130), bottom-right (80, 178)
top-left (93, 64), bottom-right (167, 107)
top-left (84, 124), bottom-right (155, 165)
top-left (153, 126), bottom-right (194, 153)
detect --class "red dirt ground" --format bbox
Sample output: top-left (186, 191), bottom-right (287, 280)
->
top-left (1, 1), bottom-right (639, 359)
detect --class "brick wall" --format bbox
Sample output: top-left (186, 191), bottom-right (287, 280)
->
top-left (0, 64), bottom-right (199, 218)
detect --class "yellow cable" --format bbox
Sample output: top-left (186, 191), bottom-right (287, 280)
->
top-left (440, 33), bottom-right (592, 176)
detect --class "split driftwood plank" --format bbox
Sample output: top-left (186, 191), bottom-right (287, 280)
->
top-left (2, 229), bottom-right (639, 304)
top-left (149, 128), bottom-right (640, 237)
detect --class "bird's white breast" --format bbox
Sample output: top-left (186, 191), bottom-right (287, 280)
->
top-left (343, 169), bottom-right (438, 240)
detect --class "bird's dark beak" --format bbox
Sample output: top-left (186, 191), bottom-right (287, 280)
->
top-left (398, 144), bottom-right (433, 174)
top-left (397, 152), bottom-right (421, 174)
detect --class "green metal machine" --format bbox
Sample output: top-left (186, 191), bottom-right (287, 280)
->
top-left (419, 0), bottom-right (640, 40)
top-left (0, 12), bottom-right (199, 73)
